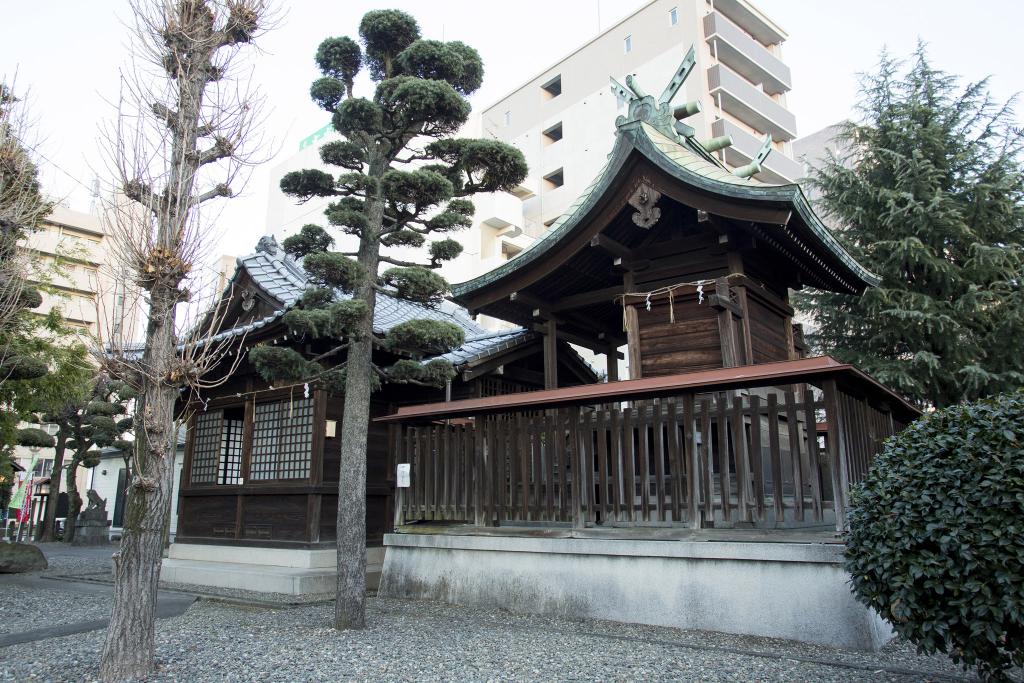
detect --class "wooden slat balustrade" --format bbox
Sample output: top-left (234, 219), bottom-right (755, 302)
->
top-left (379, 357), bottom-right (919, 532)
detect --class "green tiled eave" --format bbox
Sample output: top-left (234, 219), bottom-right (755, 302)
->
top-left (451, 122), bottom-right (879, 300)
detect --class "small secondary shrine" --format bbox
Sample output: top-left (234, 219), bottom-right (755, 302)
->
top-left (376, 49), bottom-right (919, 650)
top-left (162, 239), bottom-right (596, 593)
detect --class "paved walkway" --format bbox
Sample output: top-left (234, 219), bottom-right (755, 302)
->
top-left (0, 543), bottom-right (195, 647)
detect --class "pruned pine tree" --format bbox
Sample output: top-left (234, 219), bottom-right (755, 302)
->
top-left (98, 2), bottom-right (273, 681)
top-left (797, 44), bottom-right (1024, 408)
top-left (0, 314), bottom-right (94, 528)
top-left (250, 9), bottom-right (527, 629)
top-left (0, 83), bottom-right (90, 515)
top-left (32, 377), bottom-right (135, 543)
top-left (0, 84), bottom-right (53, 386)
top-left (18, 346), bottom-right (96, 542)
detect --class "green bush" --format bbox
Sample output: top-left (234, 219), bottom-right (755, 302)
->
top-left (845, 390), bottom-right (1024, 680)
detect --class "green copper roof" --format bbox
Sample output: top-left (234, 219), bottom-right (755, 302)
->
top-left (452, 121), bottom-right (879, 299)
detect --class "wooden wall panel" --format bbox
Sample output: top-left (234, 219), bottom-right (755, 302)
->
top-left (747, 296), bottom-right (791, 364)
top-left (319, 495), bottom-right (337, 542)
top-left (178, 496), bottom-right (237, 539)
top-left (636, 295), bottom-right (723, 376)
top-left (241, 495), bottom-right (307, 542)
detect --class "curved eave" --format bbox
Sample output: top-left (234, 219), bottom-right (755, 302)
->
top-left (634, 123), bottom-right (880, 290)
top-left (452, 122), bottom-right (878, 305)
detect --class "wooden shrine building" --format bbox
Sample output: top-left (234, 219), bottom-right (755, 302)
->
top-left (170, 238), bottom-right (596, 551)
top-left (379, 54), bottom-right (918, 532)
top-left (169, 49), bottom-right (919, 644)
top-left (376, 51), bottom-right (921, 650)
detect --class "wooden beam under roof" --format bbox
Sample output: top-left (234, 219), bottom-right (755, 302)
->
top-left (547, 285), bottom-right (627, 312)
top-left (530, 322), bottom-right (625, 358)
top-left (590, 234), bottom-right (633, 261)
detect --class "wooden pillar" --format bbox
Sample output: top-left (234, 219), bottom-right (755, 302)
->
top-left (236, 384), bottom-right (255, 541)
top-left (726, 254), bottom-right (754, 365)
top-left (543, 318), bottom-right (558, 389)
top-left (822, 379), bottom-right (851, 532)
top-left (606, 344), bottom-right (619, 382)
top-left (623, 272), bottom-right (642, 379)
top-left (713, 277), bottom-right (740, 368)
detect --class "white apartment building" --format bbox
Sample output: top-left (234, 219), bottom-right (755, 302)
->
top-left (483, 0), bottom-right (800, 242)
top-left (266, 0), bottom-right (800, 291)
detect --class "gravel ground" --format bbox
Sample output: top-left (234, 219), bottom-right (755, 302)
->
top-left (35, 543), bottom-right (115, 577)
top-left (0, 583), bottom-right (112, 636)
top-left (0, 597), bottom-right (976, 683)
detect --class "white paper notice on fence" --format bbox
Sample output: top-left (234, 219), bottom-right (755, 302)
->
top-left (396, 463), bottom-right (411, 488)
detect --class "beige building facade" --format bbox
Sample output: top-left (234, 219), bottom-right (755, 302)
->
top-left (11, 203), bottom-right (142, 487)
top-left (25, 204), bottom-right (139, 342)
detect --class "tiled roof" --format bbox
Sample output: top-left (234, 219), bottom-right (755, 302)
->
top-left (211, 243), bottom-right (528, 370)
top-left (428, 328), bottom-right (536, 366)
top-left (240, 247), bottom-right (484, 337)
top-left (451, 120), bottom-right (880, 299)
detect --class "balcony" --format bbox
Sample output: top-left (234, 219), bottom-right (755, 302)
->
top-left (709, 0), bottom-right (787, 46)
top-left (473, 191), bottom-right (526, 230)
top-left (707, 63), bottom-right (797, 141)
top-left (704, 12), bottom-right (791, 95)
top-left (379, 356), bottom-right (919, 532)
top-left (711, 118), bottom-right (803, 183)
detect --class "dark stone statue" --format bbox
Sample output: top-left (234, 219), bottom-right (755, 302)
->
top-left (73, 489), bottom-right (112, 546)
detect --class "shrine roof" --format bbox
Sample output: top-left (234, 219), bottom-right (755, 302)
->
top-left (451, 121), bottom-right (879, 302)
top-left (199, 241), bottom-right (567, 373)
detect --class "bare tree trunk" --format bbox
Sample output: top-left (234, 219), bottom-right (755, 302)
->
top-left (100, 369), bottom-right (177, 681)
top-left (37, 429), bottom-right (66, 542)
top-left (97, 2), bottom-right (270, 678)
top-left (101, 12), bottom-right (201, 677)
top-left (334, 155), bottom-right (384, 630)
top-left (63, 454), bottom-right (81, 544)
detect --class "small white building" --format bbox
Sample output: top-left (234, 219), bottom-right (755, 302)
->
top-left (87, 429), bottom-right (187, 539)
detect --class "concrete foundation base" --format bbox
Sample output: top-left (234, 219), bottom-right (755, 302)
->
top-left (72, 520), bottom-right (112, 546)
top-left (161, 543), bottom-right (385, 595)
top-left (379, 533), bottom-right (893, 651)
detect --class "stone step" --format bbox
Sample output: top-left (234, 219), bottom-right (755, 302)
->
top-left (161, 558), bottom-right (382, 596)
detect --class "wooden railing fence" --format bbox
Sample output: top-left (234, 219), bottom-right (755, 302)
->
top-left (388, 375), bottom-right (908, 532)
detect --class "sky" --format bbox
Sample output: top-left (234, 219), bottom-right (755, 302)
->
top-left (3, 0), bottom-right (1023, 268)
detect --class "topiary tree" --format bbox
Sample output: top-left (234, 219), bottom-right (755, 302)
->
top-left (845, 391), bottom-right (1024, 680)
top-left (52, 378), bottom-right (135, 543)
top-left (251, 9), bottom-right (527, 629)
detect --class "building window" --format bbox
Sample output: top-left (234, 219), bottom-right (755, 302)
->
top-left (190, 408), bottom-right (244, 485)
top-left (540, 74), bottom-right (562, 99)
top-left (190, 410), bottom-right (223, 484)
top-left (624, 34), bottom-right (632, 54)
top-left (669, 7), bottom-right (678, 25)
top-left (504, 110), bottom-right (512, 126)
top-left (217, 408), bottom-right (244, 485)
top-left (542, 122), bottom-right (563, 144)
top-left (543, 168), bottom-right (564, 190)
top-left (250, 397), bottom-right (314, 480)
top-left (58, 226), bottom-right (101, 245)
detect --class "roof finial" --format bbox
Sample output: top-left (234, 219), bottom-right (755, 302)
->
top-left (610, 45), bottom-right (702, 142)
top-left (256, 235), bottom-right (279, 256)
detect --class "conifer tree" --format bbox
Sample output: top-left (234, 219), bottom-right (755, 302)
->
top-left (251, 9), bottom-right (527, 629)
top-left (37, 376), bottom-right (135, 543)
top-left (798, 44), bottom-right (1024, 408)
